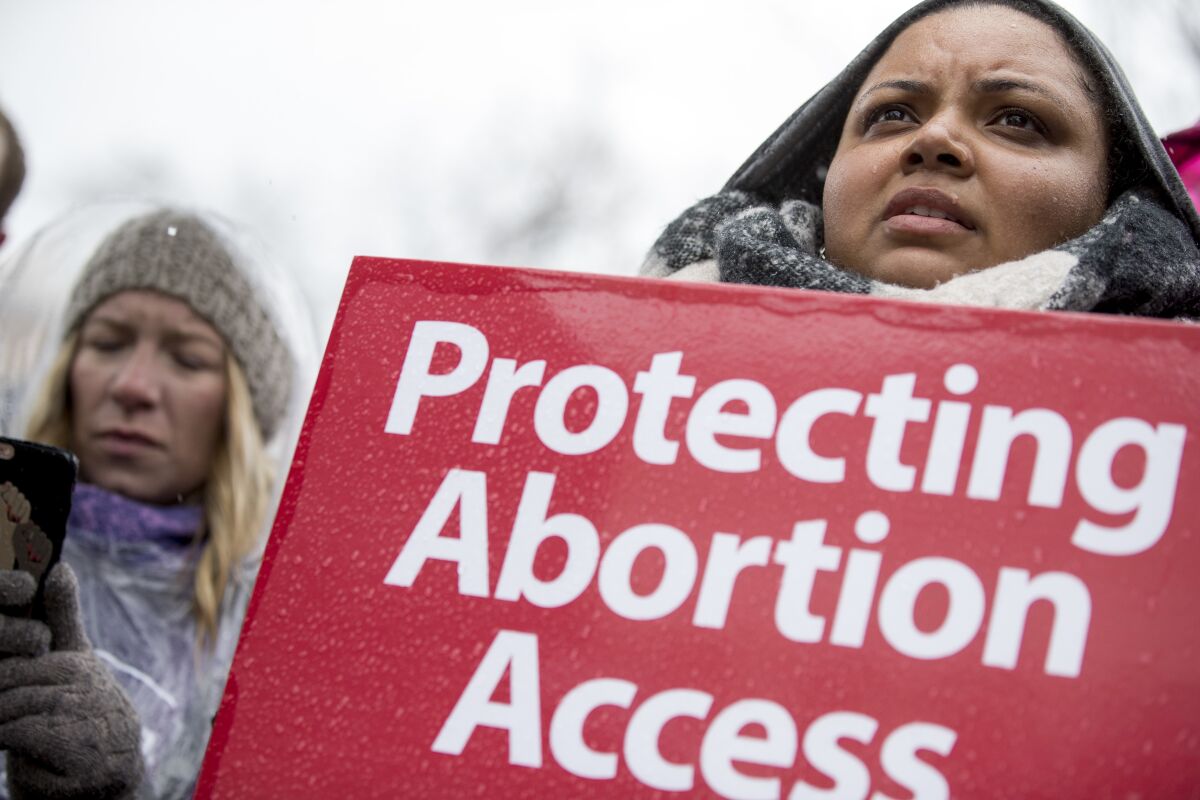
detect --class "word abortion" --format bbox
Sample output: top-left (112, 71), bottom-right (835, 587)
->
top-left (386, 469), bottom-right (1091, 679)
top-left (386, 321), bottom-right (1186, 558)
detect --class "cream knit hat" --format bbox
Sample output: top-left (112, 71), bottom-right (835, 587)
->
top-left (64, 209), bottom-right (292, 439)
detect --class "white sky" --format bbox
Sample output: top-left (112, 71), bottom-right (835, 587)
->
top-left (1, 1), bottom-right (1196, 337)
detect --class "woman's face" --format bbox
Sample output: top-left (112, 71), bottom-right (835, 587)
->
top-left (70, 290), bottom-right (228, 504)
top-left (822, 5), bottom-right (1108, 288)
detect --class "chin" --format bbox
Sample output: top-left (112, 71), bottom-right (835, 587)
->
top-left (860, 252), bottom-right (974, 289)
top-left (90, 473), bottom-right (168, 505)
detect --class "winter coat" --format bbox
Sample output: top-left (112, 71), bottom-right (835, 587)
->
top-left (641, 0), bottom-right (1200, 317)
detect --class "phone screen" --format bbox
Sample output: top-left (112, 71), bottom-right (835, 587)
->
top-left (0, 437), bottom-right (78, 613)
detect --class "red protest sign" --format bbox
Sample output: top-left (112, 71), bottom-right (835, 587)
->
top-left (197, 258), bottom-right (1200, 799)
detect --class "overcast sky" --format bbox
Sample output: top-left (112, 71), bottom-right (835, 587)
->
top-left (1, 1), bottom-right (1196, 336)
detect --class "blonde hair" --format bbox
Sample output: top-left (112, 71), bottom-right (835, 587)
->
top-left (25, 332), bottom-right (274, 644)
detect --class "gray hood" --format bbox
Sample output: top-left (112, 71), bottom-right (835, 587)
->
top-left (723, 0), bottom-right (1200, 246)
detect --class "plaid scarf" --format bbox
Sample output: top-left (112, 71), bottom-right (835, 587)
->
top-left (641, 188), bottom-right (1200, 317)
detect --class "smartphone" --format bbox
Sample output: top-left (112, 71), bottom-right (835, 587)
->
top-left (0, 436), bottom-right (78, 615)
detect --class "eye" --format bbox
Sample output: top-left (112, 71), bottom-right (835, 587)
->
top-left (864, 104), bottom-right (918, 131)
top-left (990, 108), bottom-right (1047, 136)
top-left (81, 334), bottom-right (128, 354)
top-left (173, 351), bottom-right (215, 371)
top-left (171, 343), bottom-right (223, 372)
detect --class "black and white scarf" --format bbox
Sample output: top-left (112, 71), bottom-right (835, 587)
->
top-left (641, 188), bottom-right (1200, 318)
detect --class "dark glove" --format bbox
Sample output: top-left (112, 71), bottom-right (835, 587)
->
top-left (0, 565), bottom-right (143, 800)
top-left (0, 572), bottom-right (49, 660)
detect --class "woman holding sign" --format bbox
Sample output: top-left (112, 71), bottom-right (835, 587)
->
top-left (0, 206), bottom-right (313, 799)
top-left (641, 0), bottom-right (1200, 315)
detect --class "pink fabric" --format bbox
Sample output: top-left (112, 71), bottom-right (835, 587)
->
top-left (1164, 120), bottom-right (1200, 211)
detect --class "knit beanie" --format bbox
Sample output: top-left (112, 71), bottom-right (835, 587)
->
top-left (63, 209), bottom-right (292, 440)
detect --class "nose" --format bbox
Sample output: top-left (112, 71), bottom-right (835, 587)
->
top-left (900, 116), bottom-right (974, 177)
top-left (108, 345), bottom-right (162, 411)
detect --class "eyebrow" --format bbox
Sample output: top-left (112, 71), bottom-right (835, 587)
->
top-left (855, 76), bottom-right (1071, 110)
top-left (855, 79), bottom-right (931, 107)
top-left (83, 316), bottom-right (225, 350)
top-left (971, 77), bottom-right (1068, 107)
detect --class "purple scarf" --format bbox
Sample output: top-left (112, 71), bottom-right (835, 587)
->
top-left (69, 482), bottom-right (202, 549)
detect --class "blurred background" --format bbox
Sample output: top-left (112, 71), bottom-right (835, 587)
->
top-left (1, 0), bottom-right (1197, 339)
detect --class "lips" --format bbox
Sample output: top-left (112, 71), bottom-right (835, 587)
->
top-left (96, 428), bottom-right (162, 454)
top-left (883, 188), bottom-right (976, 232)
